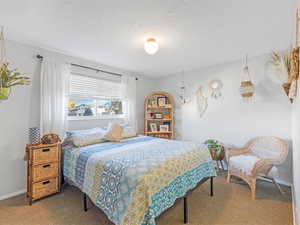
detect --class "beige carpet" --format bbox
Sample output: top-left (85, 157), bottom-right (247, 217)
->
top-left (0, 175), bottom-right (293, 225)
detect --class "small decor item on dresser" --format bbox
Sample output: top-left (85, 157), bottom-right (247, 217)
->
top-left (204, 139), bottom-right (225, 170)
top-left (41, 133), bottom-right (61, 144)
top-left (29, 127), bottom-right (40, 144)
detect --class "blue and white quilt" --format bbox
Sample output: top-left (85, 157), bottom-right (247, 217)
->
top-left (63, 136), bottom-right (216, 225)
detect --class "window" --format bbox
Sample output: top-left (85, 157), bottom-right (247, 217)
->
top-left (67, 73), bottom-right (124, 120)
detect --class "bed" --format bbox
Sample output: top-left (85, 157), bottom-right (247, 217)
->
top-left (63, 135), bottom-right (216, 225)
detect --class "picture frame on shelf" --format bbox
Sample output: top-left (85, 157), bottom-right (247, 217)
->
top-left (160, 124), bottom-right (169, 132)
top-left (157, 96), bottom-right (167, 107)
top-left (150, 123), bottom-right (158, 132)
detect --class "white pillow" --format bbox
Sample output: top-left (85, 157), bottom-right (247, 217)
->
top-left (72, 129), bottom-right (106, 147)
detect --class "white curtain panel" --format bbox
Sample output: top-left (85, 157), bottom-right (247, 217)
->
top-left (40, 59), bottom-right (70, 138)
top-left (121, 75), bottom-right (137, 132)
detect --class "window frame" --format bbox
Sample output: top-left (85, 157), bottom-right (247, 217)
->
top-left (67, 70), bottom-right (125, 121)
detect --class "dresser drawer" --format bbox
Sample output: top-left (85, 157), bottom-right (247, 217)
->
top-left (32, 162), bottom-right (59, 182)
top-left (32, 177), bottom-right (58, 200)
top-left (32, 146), bottom-right (59, 165)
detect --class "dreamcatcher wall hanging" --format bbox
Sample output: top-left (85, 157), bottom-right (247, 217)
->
top-left (209, 80), bottom-right (223, 99)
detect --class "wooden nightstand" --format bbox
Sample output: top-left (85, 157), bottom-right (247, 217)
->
top-left (26, 142), bottom-right (62, 205)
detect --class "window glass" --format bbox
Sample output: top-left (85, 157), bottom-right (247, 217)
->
top-left (67, 73), bottom-right (124, 120)
top-left (96, 99), bottom-right (123, 116)
top-left (68, 98), bottom-right (96, 117)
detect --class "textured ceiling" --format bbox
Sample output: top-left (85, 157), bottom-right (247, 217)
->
top-left (0, 0), bottom-right (295, 77)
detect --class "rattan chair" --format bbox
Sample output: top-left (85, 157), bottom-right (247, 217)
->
top-left (227, 136), bottom-right (288, 200)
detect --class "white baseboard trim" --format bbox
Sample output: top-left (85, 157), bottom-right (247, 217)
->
top-left (292, 185), bottom-right (298, 225)
top-left (0, 189), bottom-right (26, 201)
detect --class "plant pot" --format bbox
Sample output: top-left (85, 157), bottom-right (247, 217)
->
top-left (0, 87), bottom-right (11, 100)
top-left (282, 83), bottom-right (293, 103)
top-left (282, 83), bottom-right (291, 96)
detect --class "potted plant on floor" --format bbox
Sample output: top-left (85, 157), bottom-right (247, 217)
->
top-left (0, 63), bottom-right (30, 100)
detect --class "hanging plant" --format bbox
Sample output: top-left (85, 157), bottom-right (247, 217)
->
top-left (0, 63), bottom-right (30, 99)
top-left (240, 55), bottom-right (255, 102)
top-left (0, 27), bottom-right (30, 100)
top-left (269, 49), bottom-right (299, 103)
top-left (270, 51), bottom-right (290, 83)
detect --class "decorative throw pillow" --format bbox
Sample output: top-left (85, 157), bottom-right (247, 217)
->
top-left (122, 125), bottom-right (137, 138)
top-left (105, 123), bottom-right (124, 142)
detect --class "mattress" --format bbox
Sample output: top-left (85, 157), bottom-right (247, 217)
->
top-left (63, 136), bottom-right (216, 225)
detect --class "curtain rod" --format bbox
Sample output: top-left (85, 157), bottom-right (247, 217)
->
top-left (36, 54), bottom-right (138, 80)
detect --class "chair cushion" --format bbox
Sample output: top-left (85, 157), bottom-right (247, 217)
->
top-left (229, 153), bottom-right (260, 175)
top-left (251, 146), bottom-right (281, 159)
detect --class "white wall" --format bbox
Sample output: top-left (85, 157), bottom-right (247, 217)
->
top-left (0, 40), bottom-right (154, 199)
top-left (156, 54), bottom-right (293, 184)
top-left (136, 77), bottom-right (157, 134)
top-left (0, 41), bottom-right (40, 199)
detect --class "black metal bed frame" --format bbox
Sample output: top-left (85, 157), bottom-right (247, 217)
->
top-left (82, 176), bottom-right (214, 224)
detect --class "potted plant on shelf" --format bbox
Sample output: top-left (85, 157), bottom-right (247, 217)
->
top-left (0, 63), bottom-right (30, 100)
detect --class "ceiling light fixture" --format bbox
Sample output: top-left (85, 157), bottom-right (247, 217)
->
top-left (144, 38), bottom-right (159, 55)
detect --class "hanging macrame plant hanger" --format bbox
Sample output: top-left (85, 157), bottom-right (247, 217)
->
top-left (240, 55), bottom-right (255, 102)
